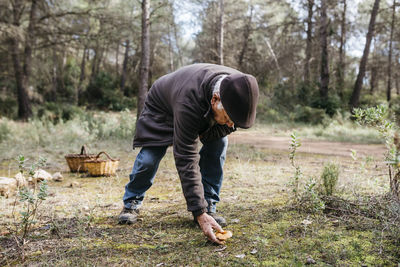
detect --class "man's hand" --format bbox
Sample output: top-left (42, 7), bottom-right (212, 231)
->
top-left (196, 212), bottom-right (224, 245)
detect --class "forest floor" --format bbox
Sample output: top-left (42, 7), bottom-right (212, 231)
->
top-left (0, 128), bottom-right (398, 266)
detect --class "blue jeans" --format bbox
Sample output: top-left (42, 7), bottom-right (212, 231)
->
top-left (123, 137), bottom-right (228, 213)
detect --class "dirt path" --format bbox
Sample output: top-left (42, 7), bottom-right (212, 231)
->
top-left (229, 131), bottom-right (386, 159)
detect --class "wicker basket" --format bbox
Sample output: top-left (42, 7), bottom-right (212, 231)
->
top-left (84, 151), bottom-right (120, 177)
top-left (65, 146), bottom-right (96, 173)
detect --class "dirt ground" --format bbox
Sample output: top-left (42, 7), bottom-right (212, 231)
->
top-left (229, 131), bottom-right (386, 158)
top-left (1, 131), bottom-right (396, 266)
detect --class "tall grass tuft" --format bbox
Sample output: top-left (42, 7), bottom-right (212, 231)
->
top-left (0, 118), bottom-right (11, 143)
top-left (321, 162), bottom-right (340, 196)
top-left (0, 110), bottom-right (136, 160)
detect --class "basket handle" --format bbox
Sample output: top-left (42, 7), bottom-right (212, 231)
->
top-left (80, 145), bottom-right (89, 155)
top-left (95, 151), bottom-right (116, 161)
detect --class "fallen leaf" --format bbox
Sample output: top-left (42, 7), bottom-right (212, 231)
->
top-left (235, 254), bottom-right (245, 259)
top-left (302, 219), bottom-right (312, 225)
top-left (214, 246), bottom-right (227, 252)
top-left (250, 248), bottom-right (258, 254)
top-left (156, 263), bottom-right (164, 267)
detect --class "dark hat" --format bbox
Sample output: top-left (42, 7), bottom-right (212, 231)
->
top-left (220, 73), bottom-right (259, 129)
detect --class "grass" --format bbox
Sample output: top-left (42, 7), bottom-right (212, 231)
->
top-left (253, 119), bottom-right (383, 144)
top-left (0, 111), bottom-right (399, 266)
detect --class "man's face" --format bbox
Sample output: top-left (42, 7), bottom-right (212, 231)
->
top-left (211, 94), bottom-right (234, 128)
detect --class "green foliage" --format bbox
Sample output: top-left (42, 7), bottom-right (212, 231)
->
top-left (0, 119), bottom-right (11, 143)
top-left (0, 96), bottom-right (17, 118)
top-left (18, 180), bottom-right (49, 239)
top-left (14, 155), bottom-right (49, 240)
top-left (353, 104), bottom-right (400, 198)
top-left (289, 132), bottom-right (325, 212)
top-left (259, 81), bottom-right (339, 124)
top-left (36, 102), bottom-right (85, 123)
top-left (359, 93), bottom-right (386, 108)
top-left (82, 72), bottom-right (136, 111)
top-left (321, 162), bottom-right (340, 196)
top-left (353, 104), bottom-right (395, 159)
top-left (389, 96), bottom-right (400, 125)
top-left (289, 132), bottom-right (302, 199)
top-left (302, 177), bottom-right (325, 212)
top-left (17, 154), bottom-right (47, 176)
top-left (292, 105), bottom-right (327, 125)
top-left (79, 109), bottom-right (135, 140)
top-left (60, 57), bottom-right (80, 101)
top-left (310, 94), bottom-right (341, 117)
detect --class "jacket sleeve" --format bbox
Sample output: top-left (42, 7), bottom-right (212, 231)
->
top-left (173, 102), bottom-right (208, 213)
top-left (200, 124), bottom-right (236, 144)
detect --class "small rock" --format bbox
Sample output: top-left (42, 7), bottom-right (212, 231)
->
top-left (231, 218), bottom-right (240, 224)
top-left (14, 172), bottom-right (27, 187)
top-left (235, 254), bottom-right (245, 259)
top-left (302, 219), bottom-right (313, 226)
top-left (250, 249), bottom-right (258, 254)
top-left (52, 172), bottom-right (63, 182)
top-left (0, 177), bottom-right (17, 198)
top-left (32, 169), bottom-right (53, 183)
top-left (69, 181), bottom-right (80, 188)
top-left (306, 256), bottom-right (316, 265)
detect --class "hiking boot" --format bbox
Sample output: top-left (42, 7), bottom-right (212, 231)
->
top-left (207, 212), bottom-right (227, 227)
top-left (118, 207), bottom-right (139, 225)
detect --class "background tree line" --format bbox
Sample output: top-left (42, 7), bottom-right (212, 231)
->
top-left (0, 0), bottom-right (399, 123)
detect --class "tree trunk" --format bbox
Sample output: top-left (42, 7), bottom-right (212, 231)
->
top-left (336, 0), bottom-right (346, 100)
top-left (304, 0), bottom-right (314, 85)
top-left (11, 0), bottom-right (37, 120)
top-left (137, 0), bottom-right (150, 119)
top-left (116, 40), bottom-right (120, 77)
top-left (386, 0), bottom-right (396, 102)
top-left (121, 40), bottom-right (130, 95)
top-left (396, 66), bottom-right (400, 95)
top-left (319, 0), bottom-right (329, 99)
top-left (168, 23), bottom-right (174, 72)
top-left (77, 46), bottom-right (87, 104)
top-left (173, 20), bottom-right (183, 68)
top-left (51, 47), bottom-right (58, 102)
top-left (91, 40), bottom-right (100, 82)
top-left (265, 38), bottom-right (282, 80)
top-left (10, 38), bottom-right (32, 120)
top-left (370, 65), bottom-right (378, 93)
top-left (238, 5), bottom-right (253, 69)
top-left (218, 0), bottom-right (224, 65)
top-left (349, 0), bottom-right (380, 110)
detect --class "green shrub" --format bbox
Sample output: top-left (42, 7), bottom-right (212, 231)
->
top-left (0, 96), bottom-right (17, 118)
top-left (36, 102), bottom-right (84, 123)
top-left (359, 93), bottom-right (386, 108)
top-left (0, 119), bottom-right (11, 143)
top-left (292, 105), bottom-right (327, 125)
top-left (82, 71), bottom-right (135, 111)
top-left (311, 94), bottom-right (341, 116)
top-left (321, 162), bottom-right (340, 196)
top-left (296, 82), bottom-right (316, 106)
top-left (271, 82), bottom-right (297, 112)
top-left (389, 96), bottom-right (400, 125)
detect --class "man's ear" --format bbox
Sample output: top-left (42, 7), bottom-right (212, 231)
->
top-left (211, 93), bottom-right (220, 105)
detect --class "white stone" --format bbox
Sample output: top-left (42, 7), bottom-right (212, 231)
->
top-left (14, 172), bottom-right (27, 187)
top-left (52, 172), bottom-right (63, 182)
top-left (0, 177), bottom-right (17, 198)
top-left (33, 169), bottom-right (53, 182)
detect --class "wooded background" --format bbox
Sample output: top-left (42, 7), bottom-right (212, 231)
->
top-left (0, 0), bottom-right (398, 123)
